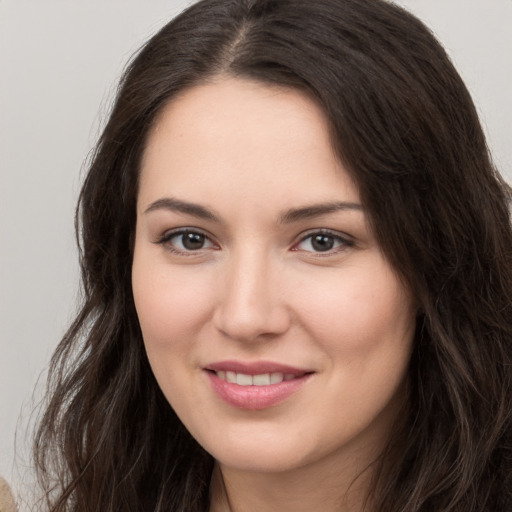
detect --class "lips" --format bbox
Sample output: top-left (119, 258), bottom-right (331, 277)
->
top-left (205, 360), bottom-right (313, 410)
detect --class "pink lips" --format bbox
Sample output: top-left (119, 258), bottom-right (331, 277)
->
top-left (205, 360), bottom-right (313, 410)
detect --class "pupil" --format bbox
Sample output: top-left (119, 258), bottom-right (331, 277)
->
top-left (182, 232), bottom-right (205, 250)
top-left (312, 234), bottom-right (334, 251)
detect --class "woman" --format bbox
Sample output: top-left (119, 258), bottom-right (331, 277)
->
top-left (34, 0), bottom-right (512, 510)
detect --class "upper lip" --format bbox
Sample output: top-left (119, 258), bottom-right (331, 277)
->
top-left (205, 360), bottom-right (312, 375)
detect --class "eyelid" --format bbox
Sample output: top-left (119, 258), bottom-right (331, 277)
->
top-left (291, 229), bottom-right (354, 254)
top-left (154, 227), bottom-right (219, 254)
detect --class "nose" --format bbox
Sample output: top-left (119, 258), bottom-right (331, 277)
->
top-left (213, 250), bottom-right (291, 342)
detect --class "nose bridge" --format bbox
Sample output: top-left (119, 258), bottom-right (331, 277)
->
top-left (214, 245), bottom-right (289, 341)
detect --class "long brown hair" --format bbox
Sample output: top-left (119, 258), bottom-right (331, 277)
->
top-left (34, 0), bottom-right (512, 510)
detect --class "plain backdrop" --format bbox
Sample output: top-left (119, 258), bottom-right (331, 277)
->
top-left (1, 0), bottom-right (511, 493)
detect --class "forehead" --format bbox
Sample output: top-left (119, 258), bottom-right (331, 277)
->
top-left (138, 77), bottom-right (360, 211)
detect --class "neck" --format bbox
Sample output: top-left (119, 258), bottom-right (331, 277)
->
top-left (208, 451), bottom-right (376, 512)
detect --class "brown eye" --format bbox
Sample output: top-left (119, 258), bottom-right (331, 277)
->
top-left (181, 232), bottom-right (206, 250)
top-left (294, 230), bottom-right (353, 254)
top-left (158, 229), bottom-right (216, 253)
top-left (311, 234), bottom-right (335, 252)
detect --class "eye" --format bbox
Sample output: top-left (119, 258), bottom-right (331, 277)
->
top-left (156, 229), bottom-right (217, 254)
top-left (293, 230), bottom-right (353, 254)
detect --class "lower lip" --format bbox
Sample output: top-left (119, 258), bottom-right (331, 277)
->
top-left (206, 371), bottom-right (311, 410)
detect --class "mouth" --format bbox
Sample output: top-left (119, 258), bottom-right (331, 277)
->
top-left (209, 370), bottom-right (306, 386)
top-left (204, 361), bottom-right (314, 410)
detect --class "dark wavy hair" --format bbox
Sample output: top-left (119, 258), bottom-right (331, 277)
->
top-left (33, 0), bottom-right (512, 510)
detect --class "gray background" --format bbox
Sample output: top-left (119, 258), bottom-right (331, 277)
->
top-left (1, 0), bottom-right (511, 496)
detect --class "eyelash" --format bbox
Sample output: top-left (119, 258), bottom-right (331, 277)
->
top-left (155, 228), bottom-right (354, 256)
top-left (292, 229), bottom-right (354, 255)
top-left (155, 228), bottom-right (218, 256)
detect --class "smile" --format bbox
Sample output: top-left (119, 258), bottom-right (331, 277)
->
top-left (205, 361), bottom-right (313, 410)
top-left (215, 371), bottom-right (298, 386)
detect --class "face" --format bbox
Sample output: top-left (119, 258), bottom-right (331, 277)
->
top-left (132, 78), bottom-right (416, 477)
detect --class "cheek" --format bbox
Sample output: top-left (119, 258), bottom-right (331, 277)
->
top-left (291, 260), bottom-right (415, 356)
top-left (131, 256), bottom-right (217, 411)
top-left (131, 255), bottom-right (215, 352)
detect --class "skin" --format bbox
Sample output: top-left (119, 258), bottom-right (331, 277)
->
top-left (132, 77), bottom-right (417, 512)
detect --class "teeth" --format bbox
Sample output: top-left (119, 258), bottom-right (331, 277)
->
top-left (253, 373), bottom-right (271, 385)
top-left (270, 372), bottom-right (285, 384)
top-left (236, 373), bottom-right (253, 386)
top-left (216, 371), bottom-right (298, 386)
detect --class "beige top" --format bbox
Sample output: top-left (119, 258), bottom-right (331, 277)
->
top-left (0, 477), bottom-right (17, 512)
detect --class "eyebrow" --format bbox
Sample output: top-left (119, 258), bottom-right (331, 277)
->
top-left (144, 197), bottom-right (220, 221)
top-left (279, 201), bottom-right (363, 223)
top-left (144, 197), bottom-right (363, 224)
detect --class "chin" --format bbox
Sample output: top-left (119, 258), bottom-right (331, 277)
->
top-left (213, 447), bottom-right (309, 474)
